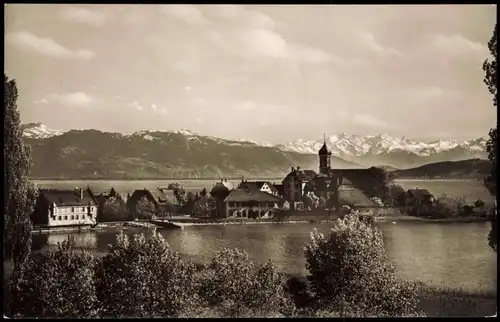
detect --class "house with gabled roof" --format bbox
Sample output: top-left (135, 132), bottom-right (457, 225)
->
top-left (126, 188), bottom-right (177, 217)
top-left (282, 166), bottom-right (317, 202)
top-left (224, 189), bottom-right (286, 218)
top-left (32, 188), bottom-right (98, 228)
top-left (407, 188), bottom-right (435, 206)
top-left (237, 180), bottom-right (280, 196)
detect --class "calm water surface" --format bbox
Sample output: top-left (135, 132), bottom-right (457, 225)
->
top-left (33, 221), bottom-right (497, 292)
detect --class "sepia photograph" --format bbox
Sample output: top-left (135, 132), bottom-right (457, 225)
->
top-left (3, 4), bottom-right (497, 318)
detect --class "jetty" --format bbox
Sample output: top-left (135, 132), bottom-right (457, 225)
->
top-left (150, 219), bottom-right (185, 230)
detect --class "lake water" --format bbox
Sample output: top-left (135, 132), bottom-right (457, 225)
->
top-left (32, 221), bottom-right (497, 292)
top-left (31, 179), bottom-right (496, 292)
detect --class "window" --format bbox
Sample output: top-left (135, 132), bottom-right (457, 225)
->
top-left (75, 215), bottom-right (79, 220)
top-left (64, 216), bottom-right (68, 220)
top-left (71, 207), bottom-right (75, 212)
top-left (82, 207), bottom-right (85, 212)
top-left (71, 215), bottom-right (74, 220)
top-left (57, 216), bottom-right (61, 220)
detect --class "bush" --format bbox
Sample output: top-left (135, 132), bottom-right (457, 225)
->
top-left (7, 237), bottom-right (98, 318)
top-left (135, 196), bottom-right (157, 220)
top-left (102, 196), bottom-right (130, 221)
top-left (433, 195), bottom-right (466, 218)
top-left (198, 248), bottom-right (292, 317)
top-left (95, 230), bottom-right (200, 318)
top-left (304, 215), bottom-right (420, 317)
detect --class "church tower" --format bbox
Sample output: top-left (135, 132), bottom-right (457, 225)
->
top-left (318, 134), bottom-right (331, 175)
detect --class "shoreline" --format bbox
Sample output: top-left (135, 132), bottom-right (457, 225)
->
top-left (30, 177), bottom-right (283, 182)
top-left (31, 215), bottom-right (491, 234)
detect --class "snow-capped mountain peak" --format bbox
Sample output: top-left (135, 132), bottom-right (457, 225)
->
top-left (21, 123), bottom-right (64, 139)
top-left (176, 129), bottom-right (197, 136)
top-left (277, 133), bottom-right (488, 158)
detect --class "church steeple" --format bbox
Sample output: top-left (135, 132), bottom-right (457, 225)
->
top-left (318, 134), bottom-right (331, 175)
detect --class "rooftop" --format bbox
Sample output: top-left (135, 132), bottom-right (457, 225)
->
top-left (40, 189), bottom-right (96, 207)
top-left (225, 189), bottom-right (283, 203)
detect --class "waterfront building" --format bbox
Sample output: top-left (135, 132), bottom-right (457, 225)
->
top-left (32, 188), bottom-right (98, 228)
top-left (210, 179), bottom-right (233, 217)
top-left (237, 180), bottom-right (281, 196)
top-left (224, 189), bottom-right (285, 218)
top-left (281, 137), bottom-right (379, 211)
top-left (126, 188), bottom-right (177, 217)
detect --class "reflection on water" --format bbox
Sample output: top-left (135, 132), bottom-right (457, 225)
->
top-left (45, 233), bottom-right (98, 249)
top-left (32, 222), bottom-right (497, 292)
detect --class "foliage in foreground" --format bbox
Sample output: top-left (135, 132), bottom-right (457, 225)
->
top-left (4, 74), bottom-right (36, 266)
top-left (7, 238), bottom-right (99, 318)
top-left (304, 214), bottom-right (420, 317)
top-left (198, 248), bottom-right (292, 317)
top-left (6, 215), bottom-right (430, 318)
top-left (96, 230), bottom-right (200, 317)
top-left (483, 22), bottom-right (497, 253)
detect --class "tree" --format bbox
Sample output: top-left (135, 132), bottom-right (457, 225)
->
top-left (192, 196), bottom-right (216, 218)
top-left (483, 23), bottom-right (497, 252)
top-left (7, 237), bottom-right (99, 318)
top-left (304, 215), bottom-right (420, 317)
top-left (135, 196), bottom-right (156, 220)
top-left (95, 231), bottom-right (200, 317)
top-left (167, 182), bottom-right (187, 204)
top-left (109, 187), bottom-right (117, 198)
top-left (4, 75), bottom-right (38, 314)
top-left (102, 196), bottom-right (129, 221)
top-left (198, 248), bottom-right (292, 317)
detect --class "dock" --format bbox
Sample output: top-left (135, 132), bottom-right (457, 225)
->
top-left (150, 219), bottom-right (185, 230)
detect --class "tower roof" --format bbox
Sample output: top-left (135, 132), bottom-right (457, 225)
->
top-left (318, 140), bottom-right (332, 155)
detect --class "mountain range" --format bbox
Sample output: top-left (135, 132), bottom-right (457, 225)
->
top-left (276, 133), bottom-right (487, 169)
top-left (21, 123), bottom-right (488, 180)
top-left (21, 123), bottom-right (356, 180)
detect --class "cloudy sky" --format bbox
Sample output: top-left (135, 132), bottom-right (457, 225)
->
top-left (5, 4), bottom-right (497, 144)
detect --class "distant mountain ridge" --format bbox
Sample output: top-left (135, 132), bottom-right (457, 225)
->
top-left (21, 123), bottom-right (489, 179)
top-left (21, 123), bottom-right (359, 180)
top-left (391, 159), bottom-right (491, 180)
top-left (276, 133), bottom-right (488, 169)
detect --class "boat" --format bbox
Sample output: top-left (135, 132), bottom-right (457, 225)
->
top-left (150, 219), bottom-right (184, 230)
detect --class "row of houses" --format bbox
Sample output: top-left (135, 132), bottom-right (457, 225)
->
top-left (34, 139), bottom-right (488, 228)
top-left (30, 181), bottom-right (287, 228)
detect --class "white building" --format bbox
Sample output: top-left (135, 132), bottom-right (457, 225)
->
top-left (32, 188), bottom-right (98, 228)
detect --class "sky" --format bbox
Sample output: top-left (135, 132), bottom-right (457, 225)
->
top-left (5, 4), bottom-right (497, 144)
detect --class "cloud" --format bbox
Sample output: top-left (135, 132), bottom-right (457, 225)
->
top-left (34, 92), bottom-right (94, 107)
top-left (195, 117), bottom-right (204, 124)
top-left (209, 5), bottom-right (275, 30)
top-left (149, 103), bottom-right (167, 115)
top-left (161, 5), bottom-right (209, 25)
top-left (6, 31), bottom-right (95, 60)
top-left (235, 101), bottom-right (257, 111)
top-left (353, 113), bottom-right (388, 128)
top-left (184, 86), bottom-right (192, 91)
top-left (359, 32), bottom-right (403, 57)
top-left (129, 101), bottom-right (144, 111)
top-left (60, 6), bottom-right (107, 26)
top-left (173, 59), bottom-right (201, 74)
top-left (206, 7), bottom-right (336, 65)
top-left (430, 33), bottom-right (488, 57)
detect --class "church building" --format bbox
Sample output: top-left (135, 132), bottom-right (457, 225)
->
top-left (281, 137), bottom-right (378, 211)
